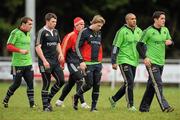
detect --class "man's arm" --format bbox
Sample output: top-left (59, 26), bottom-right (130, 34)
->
top-left (165, 40), bottom-right (174, 47)
top-left (111, 45), bottom-right (119, 70)
top-left (75, 29), bottom-right (86, 71)
top-left (136, 42), bottom-right (147, 59)
top-left (35, 44), bottom-right (50, 68)
top-left (7, 43), bottom-right (28, 54)
top-left (136, 42), bottom-right (151, 67)
top-left (57, 43), bottom-right (64, 64)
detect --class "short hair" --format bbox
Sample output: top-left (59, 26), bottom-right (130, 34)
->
top-left (20, 16), bottom-right (32, 25)
top-left (45, 13), bottom-right (57, 21)
top-left (125, 13), bottom-right (135, 21)
top-left (152, 11), bottom-right (165, 19)
top-left (90, 15), bottom-right (105, 24)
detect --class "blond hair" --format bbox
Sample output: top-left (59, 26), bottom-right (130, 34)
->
top-left (90, 15), bottom-right (105, 24)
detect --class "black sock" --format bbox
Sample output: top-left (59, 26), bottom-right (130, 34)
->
top-left (42, 90), bottom-right (49, 109)
top-left (92, 92), bottom-right (99, 109)
top-left (27, 89), bottom-right (34, 106)
top-left (3, 89), bottom-right (13, 103)
top-left (48, 84), bottom-right (60, 103)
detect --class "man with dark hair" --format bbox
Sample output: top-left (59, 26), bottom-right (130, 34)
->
top-left (3, 16), bottom-right (36, 108)
top-left (35, 13), bottom-right (65, 112)
top-left (137, 11), bottom-right (174, 112)
top-left (55, 17), bottom-right (90, 109)
top-left (109, 13), bottom-right (142, 111)
top-left (73, 15), bottom-right (105, 112)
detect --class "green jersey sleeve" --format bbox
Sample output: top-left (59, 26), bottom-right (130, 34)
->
top-left (113, 29), bottom-right (124, 47)
top-left (165, 27), bottom-right (171, 40)
top-left (7, 30), bottom-right (17, 44)
top-left (140, 29), bottom-right (149, 44)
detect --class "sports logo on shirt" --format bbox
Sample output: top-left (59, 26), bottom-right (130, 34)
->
top-left (47, 42), bottom-right (57, 46)
top-left (45, 33), bottom-right (50, 37)
top-left (90, 35), bottom-right (93, 38)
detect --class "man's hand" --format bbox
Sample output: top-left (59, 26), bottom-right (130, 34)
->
top-left (58, 55), bottom-right (64, 64)
top-left (80, 62), bottom-right (87, 71)
top-left (112, 64), bottom-right (118, 70)
top-left (19, 49), bottom-right (29, 54)
top-left (165, 40), bottom-right (173, 46)
top-left (43, 60), bottom-right (50, 69)
top-left (144, 57), bottom-right (151, 67)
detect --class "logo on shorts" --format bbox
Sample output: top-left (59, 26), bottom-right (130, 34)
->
top-left (123, 65), bottom-right (129, 71)
top-left (16, 70), bottom-right (22, 73)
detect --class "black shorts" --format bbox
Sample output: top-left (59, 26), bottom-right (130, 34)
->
top-left (67, 63), bottom-right (83, 80)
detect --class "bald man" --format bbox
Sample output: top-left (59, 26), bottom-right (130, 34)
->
top-left (109, 13), bottom-right (142, 111)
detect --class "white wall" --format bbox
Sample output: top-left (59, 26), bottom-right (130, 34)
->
top-left (0, 62), bottom-right (180, 84)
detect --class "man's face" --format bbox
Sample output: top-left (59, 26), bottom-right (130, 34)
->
top-left (93, 22), bottom-right (104, 32)
top-left (24, 20), bottom-right (33, 32)
top-left (75, 21), bottom-right (85, 32)
top-left (126, 14), bottom-right (136, 28)
top-left (46, 18), bottom-right (57, 29)
top-left (155, 14), bottom-right (165, 27)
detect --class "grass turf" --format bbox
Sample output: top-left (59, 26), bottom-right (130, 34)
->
top-left (0, 82), bottom-right (180, 120)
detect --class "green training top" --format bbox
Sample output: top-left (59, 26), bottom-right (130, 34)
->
top-left (113, 25), bottom-right (142, 67)
top-left (140, 26), bottom-right (171, 65)
top-left (7, 28), bottom-right (32, 66)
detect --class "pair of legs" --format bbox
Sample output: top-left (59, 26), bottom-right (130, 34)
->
top-left (56, 63), bottom-right (88, 107)
top-left (40, 64), bottom-right (64, 111)
top-left (139, 64), bottom-right (174, 112)
top-left (73, 64), bottom-right (102, 111)
top-left (3, 65), bottom-right (35, 108)
top-left (109, 64), bottom-right (136, 109)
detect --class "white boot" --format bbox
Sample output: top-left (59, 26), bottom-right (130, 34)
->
top-left (81, 102), bottom-right (90, 109)
top-left (55, 100), bottom-right (64, 107)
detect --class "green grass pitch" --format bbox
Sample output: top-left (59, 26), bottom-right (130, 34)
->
top-left (0, 82), bottom-right (180, 120)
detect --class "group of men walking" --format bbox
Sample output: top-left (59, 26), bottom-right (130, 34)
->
top-left (2, 11), bottom-right (174, 113)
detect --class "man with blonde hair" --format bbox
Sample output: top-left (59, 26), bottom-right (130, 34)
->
top-left (73, 15), bottom-right (105, 112)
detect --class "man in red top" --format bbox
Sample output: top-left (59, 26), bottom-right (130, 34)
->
top-left (55, 17), bottom-right (90, 109)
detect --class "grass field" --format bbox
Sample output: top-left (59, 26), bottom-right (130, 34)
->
top-left (0, 82), bottom-right (180, 120)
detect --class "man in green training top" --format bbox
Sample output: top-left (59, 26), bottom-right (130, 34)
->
top-left (136, 11), bottom-right (174, 112)
top-left (3, 17), bottom-right (36, 108)
top-left (109, 13), bottom-right (142, 111)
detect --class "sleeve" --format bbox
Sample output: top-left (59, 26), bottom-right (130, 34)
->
top-left (112, 30), bottom-right (124, 47)
top-left (111, 30), bottom-right (123, 64)
top-left (139, 29), bottom-right (148, 44)
top-left (111, 45), bottom-right (120, 64)
top-left (165, 27), bottom-right (174, 47)
top-left (165, 27), bottom-right (172, 40)
top-left (57, 30), bottom-right (61, 43)
top-left (7, 31), bottom-right (17, 45)
top-left (61, 33), bottom-right (73, 60)
top-left (6, 44), bottom-right (20, 52)
top-left (35, 29), bottom-right (44, 46)
top-left (75, 29), bottom-right (87, 62)
top-left (136, 29), bottom-right (148, 59)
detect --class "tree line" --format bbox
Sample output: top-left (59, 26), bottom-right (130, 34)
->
top-left (0, 0), bottom-right (180, 58)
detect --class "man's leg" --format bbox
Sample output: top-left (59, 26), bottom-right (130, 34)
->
top-left (23, 65), bottom-right (35, 108)
top-left (148, 65), bottom-right (173, 112)
top-left (48, 66), bottom-right (64, 103)
top-left (73, 66), bottom-right (93, 110)
top-left (40, 66), bottom-right (51, 111)
top-left (90, 64), bottom-right (102, 112)
top-left (56, 74), bottom-right (76, 106)
top-left (3, 66), bottom-right (23, 108)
